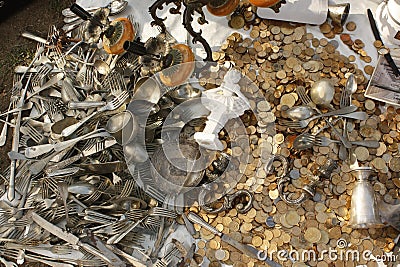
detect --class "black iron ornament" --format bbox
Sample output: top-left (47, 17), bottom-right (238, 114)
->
top-left (149, 0), bottom-right (216, 62)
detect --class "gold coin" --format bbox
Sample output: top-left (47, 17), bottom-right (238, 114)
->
top-left (229, 221), bottom-right (240, 232)
top-left (316, 212), bottom-right (328, 224)
top-left (273, 133), bottom-right (285, 144)
top-left (271, 26), bottom-right (281, 35)
top-left (345, 21), bottom-right (357, 31)
top-left (252, 236), bottom-right (263, 247)
top-left (215, 249), bottom-right (226, 261)
top-left (372, 157), bottom-right (386, 170)
top-left (364, 99), bottom-right (375, 110)
top-left (247, 208), bottom-right (257, 218)
top-left (285, 210), bottom-right (301, 226)
top-left (389, 157), bottom-right (400, 172)
top-left (216, 224), bottom-right (224, 232)
top-left (363, 56), bottom-right (372, 63)
top-left (198, 240), bottom-right (206, 249)
top-left (364, 65), bottom-right (375, 75)
top-left (280, 93), bottom-right (296, 107)
top-left (276, 70), bottom-right (286, 79)
top-left (373, 40), bottom-right (383, 48)
top-left (269, 189), bottom-right (279, 200)
top-left (348, 55), bottom-right (356, 62)
top-left (250, 30), bottom-right (259, 39)
top-left (264, 229), bottom-right (274, 240)
top-left (209, 239), bottom-right (221, 250)
top-left (328, 226), bottom-right (342, 239)
top-left (304, 227), bottom-right (322, 243)
top-left (354, 146), bottom-right (369, 161)
top-left (241, 222), bottom-right (253, 232)
top-left (197, 248), bottom-right (206, 256)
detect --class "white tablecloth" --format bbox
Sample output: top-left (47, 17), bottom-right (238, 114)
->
top-left (74, 1), bottom-right (397, 266)
top-left (77, 0), bottom-right (396, 69)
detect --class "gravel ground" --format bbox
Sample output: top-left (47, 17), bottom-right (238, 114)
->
top-left (0, 0), bottom-right (74, 172)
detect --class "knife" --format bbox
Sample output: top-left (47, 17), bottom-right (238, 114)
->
top-left (44, 138), bottom-right (117, 175)
top-left (31, 212), bottom-right (126, 267)
top-left (187, 212), bottom-right (282, 267)
top-left (367, 9), bottom-right (400, 76)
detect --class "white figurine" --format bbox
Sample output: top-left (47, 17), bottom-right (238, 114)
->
top-left (194, 70), bottom-right (250, 150)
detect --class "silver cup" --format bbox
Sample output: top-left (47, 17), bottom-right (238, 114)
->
top-left (349, 167), bottom-right (384, 229)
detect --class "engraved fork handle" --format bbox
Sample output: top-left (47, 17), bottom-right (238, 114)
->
top-left (68, 101), bottom-right (106, 109)
top-left (187, 212), bottom-right (220, 236)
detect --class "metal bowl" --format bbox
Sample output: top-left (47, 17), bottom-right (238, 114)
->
top-left (169, 83), bottom-right (202, 104)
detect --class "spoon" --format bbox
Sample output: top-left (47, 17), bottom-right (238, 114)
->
top-left (94, 59), bottom-right (110, 75)
top-left (310, 79), bottom-right (335, 106)
top-left (339, 74), bottom-right (358, 161)
top-left (68, 182), bottom-right (95, 195)
top-left (281, 105), bottom-right (316, 121)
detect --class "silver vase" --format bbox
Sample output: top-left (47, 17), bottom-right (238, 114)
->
top-left (349, 167), bottom-right (384, 229)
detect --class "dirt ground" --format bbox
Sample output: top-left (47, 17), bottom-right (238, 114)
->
top-left (0, 0), bottom-right (74, 173)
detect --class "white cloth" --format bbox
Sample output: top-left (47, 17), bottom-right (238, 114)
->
top-left (76, 0), bottom-right (393, 73)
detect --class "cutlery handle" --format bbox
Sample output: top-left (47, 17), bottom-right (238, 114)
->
top-left (61, 112), bottom-right (97, 137)
top-left (187, 212), bottom-right (221, 236)
top-left (68, 101), bottom-right (105, 109)
top-left (123, 41), bottom-right (149, 56)
top-left (55, 131), bottom-right (107, 151)
top-left (70, 4), bottom-right (92, 21)
top-left (45, 154), bottom-right (83, 175)
top-left (25, 143), bottom-right (54, 158)
top-left (315, 105), bottom-right (357, 119)
top-left (337, 111), bottom-right (368, 120)
top-left (21, 32), bottom-right (48, 44)
top-left (79, 242), bottom-right (118, 266)
top-left (351, 140), bottom-right (380, 148)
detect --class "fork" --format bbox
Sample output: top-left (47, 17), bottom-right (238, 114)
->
top-left (152, 247), bottom-right (180, 267)
top-left (144, 185), bottom-right (166, 202)
top-left (83, 180), bottom-right (110, 205)
top-left (31, 63), bottom-right (53, 89)
top-left (0, 72), bottom-right (36, 147)
top-left (21, 121), bottom-right (46, 144)
top-left (92, 220), bottom-right (130, 235)
top-left (314, 135), bottom-right (380, 148)
top-left (296, 86), bottom-right (352, 148)
top-left (127, 14), bottom-right (140, 38)
top-left (339, 74), bottom-right (357, 161)
top-left (107, 206), bottom-right (175, 245)
top-left (296, 133), bottom-right (380, 149)
top-left (279, 105), bottom-right (358, 128)
top-left (119, 179), bottom-right (135, 198)
top-left (24, 129), bottom-right (108, 158)
top-left (61, 91), bottom-right (129, 137)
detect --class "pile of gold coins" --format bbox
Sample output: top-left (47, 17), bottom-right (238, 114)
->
top-left (188, 18), bottom-right (400, 267)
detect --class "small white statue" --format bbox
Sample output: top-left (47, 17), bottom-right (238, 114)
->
top-left (194, 70), bottom-right (250, 150)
